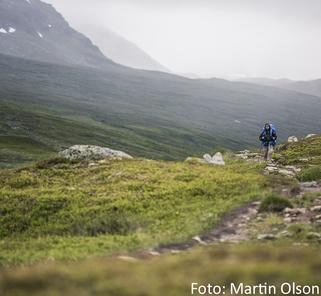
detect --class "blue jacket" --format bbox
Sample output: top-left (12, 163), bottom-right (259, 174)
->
top-left (259, 125), bottom-right (277, 146)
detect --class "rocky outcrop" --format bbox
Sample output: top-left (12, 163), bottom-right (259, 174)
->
top-left (264, 163), bottom-right (301, 177)
top-left (306, 134), bottom-right (316, 139)
top-left (288, 136), bottom-right (298, 143)
top-left (59, 145), bottom-right (133, 161)
top-left (185, 152), bottom-right (225, 166)
top-left (203, 152), bottom-right (225, 166)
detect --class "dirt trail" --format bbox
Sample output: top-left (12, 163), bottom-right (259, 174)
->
top-left (152, 201), bottom-right (260, 254)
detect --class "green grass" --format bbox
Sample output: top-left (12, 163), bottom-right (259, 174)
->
top-left (0, 158), bottom-right (265, 266)
top-left (0, 245), bottom-right (320, 296)
top-left (275, 135), bottom-right (321, 165)
top-left (259, 194), bottom-right (293, 213)
top-left (298, 165), bottom-right (321, 182)
top-left (0, 136), bottom-right (54, 168)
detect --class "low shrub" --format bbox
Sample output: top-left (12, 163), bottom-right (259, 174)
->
top-left (259, 194), bottom-right (293, 213)
top-left (298, 166), bottom-right (321, 182)
top-left (35, 157), bottom-right (73, 169)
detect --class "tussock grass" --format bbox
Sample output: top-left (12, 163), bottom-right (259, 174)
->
top-left (259, 194), bottom-right (293, 213)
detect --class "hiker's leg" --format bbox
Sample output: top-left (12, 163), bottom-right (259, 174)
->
top-left (263, 145), bottom-right (268, 161)
top-left (267, 145), bottom-right (274, 161)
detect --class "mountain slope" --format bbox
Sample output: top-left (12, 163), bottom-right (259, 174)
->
top-left (77, 25), bottom-right (169, 72)
top-left (285, 79), bottom-right (321, 98)
top-left (238, 78), bottom-right (321, 98)
top-left (1, 53), bottom-right (321, 167)
top-left (0, 0), bottom-right (114, 68)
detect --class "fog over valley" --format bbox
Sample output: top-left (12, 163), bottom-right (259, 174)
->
top-left (45, 0), bottom-right (321, 80)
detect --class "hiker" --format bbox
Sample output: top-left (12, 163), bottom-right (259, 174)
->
top-left (259, 123), bottom-right (277, 161)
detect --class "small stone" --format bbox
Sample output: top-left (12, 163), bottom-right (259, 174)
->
top-left (283, 208), bottom-right (306, 216)
top-left (278, 169), bottom-right (296, 177)
top-left (278, 230), bottom-right (293, 238)
top-left (284, 217), bottom-right (292, 223)
top-left (265, 166), bottom-right (278, 172)
top-left (252, 201), bottom-right (261, 206)
top-left (257, 234), bottom-right (276, 240)
top-left (301, 181), bottom-right (318, 188)
top-left (192, 236), bottom-right (207, 245)
top-left (311, 206), bottom-right (321, 212)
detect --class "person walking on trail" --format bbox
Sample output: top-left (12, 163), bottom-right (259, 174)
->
top-left (259, 123), bottom-right (277, 161)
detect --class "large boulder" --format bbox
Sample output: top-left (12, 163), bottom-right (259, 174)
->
top-left (287, 136), bottom-right (298, 143)
top-left (59, 145), bottom-right (133, 161)
top-left (203, 152), bottom-right (225, 166)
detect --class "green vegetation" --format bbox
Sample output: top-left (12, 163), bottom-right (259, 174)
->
top-left (275, 135), bottom-right (321, 165)
top-left (0, 158), bottom-right (265, 266)
top-left (1, 53), bottom-right (321, 167)
top-left (259, 194), bottom-right (293, 213)
top-left (299, 165), bottom-right (321, 182)
top-left (1, 245), bottom-right (320, 296)
top-left (0, 136), bottom-right (54, 168)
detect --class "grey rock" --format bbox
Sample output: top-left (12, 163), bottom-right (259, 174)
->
top-left (59, 145), bottom-right (133, 161)
top-left (283, 208), bottom-right (306, 216)
top-left (203, 152), bottom-right (225, 166)
top-left (278, 230), bottom-right (293, 238)
top-left (288, 136), bottom-right (298, 143)
top-left (311, 206), bottom-right (321, 212)
top-left (301, 181), bottom-right (318, 188)
top-left (284, 217), bottom-right (293, 223)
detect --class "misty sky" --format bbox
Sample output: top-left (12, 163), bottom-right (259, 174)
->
top-left (45, 0), bottom-right (321, 80)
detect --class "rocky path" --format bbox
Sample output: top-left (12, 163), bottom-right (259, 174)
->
top-left (140, 201), bottom-right (261, 256)
top-left (127, 154), bottom-right (321, 260)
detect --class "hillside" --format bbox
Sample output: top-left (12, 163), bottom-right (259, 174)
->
top-left (0, 156), bottom-right (265, 265)
top-left (1, 53), bottom-right (321, 167)
top-left (0, 0), bottom-right (113, 68)
top-left (238, 77), bottom-right (321, 98)
top-left (0, 136), bottom-right (320, 295)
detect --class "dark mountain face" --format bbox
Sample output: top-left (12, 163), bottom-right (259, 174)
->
top-left (0, 0), bottom-right (114, 68)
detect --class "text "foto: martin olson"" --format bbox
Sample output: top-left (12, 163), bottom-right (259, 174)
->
top-left (191, 282), bottom-right (320, 295)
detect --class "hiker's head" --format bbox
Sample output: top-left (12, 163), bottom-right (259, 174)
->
top-left (264, 123), bottom-right (271, 130)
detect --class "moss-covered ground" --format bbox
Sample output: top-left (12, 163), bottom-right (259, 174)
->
top-left (1, 137), bottom-right (321, 296)
top-left (0, 157), bottom-right (265, 266)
